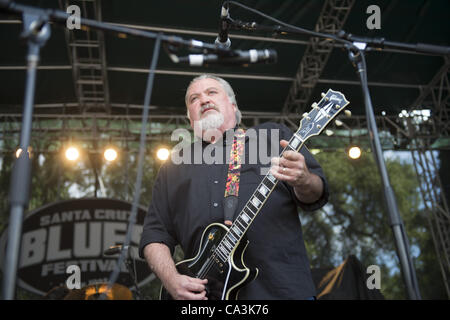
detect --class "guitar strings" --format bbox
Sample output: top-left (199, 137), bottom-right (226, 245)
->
top-left (197, 252), bottom-right (219, 278)
top-left (196, 99), bottom-right (345, 285)
top-left (196, 137), bottom-right (303, 280)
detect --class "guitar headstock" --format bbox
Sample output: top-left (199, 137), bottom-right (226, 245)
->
top-left (296, 89), bottom-right (350, 142)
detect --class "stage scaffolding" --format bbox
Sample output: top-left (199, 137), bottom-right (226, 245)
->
top-left (0, 0), bottom-right (448, 298)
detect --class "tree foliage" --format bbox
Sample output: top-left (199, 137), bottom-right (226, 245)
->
top-left (0, 140), bottom-right (163, 299)
top-left (0, 140), bottom-right (447, 299)
top-left (301, 149), bottom-right (447, 299)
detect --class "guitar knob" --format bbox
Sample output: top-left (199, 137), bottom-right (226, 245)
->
top-left (321, 92), bottom-right (326, 98)
top-left (344, 110), bottom-right (352, 117)
top-left (335, 119), bottom-right (343, 126)
top-left (311, 102), bottom-right (318, 109)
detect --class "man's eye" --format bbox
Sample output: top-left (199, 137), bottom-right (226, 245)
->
top-left (190, 97), bottom-right (197, 103)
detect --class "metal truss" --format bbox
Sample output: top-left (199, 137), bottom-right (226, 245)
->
top-left (0, 112), bottom-right (194, 159)
top-left (1, 64), bottom-right (442, 91)
top-left (407, 59), bottom-right (450, 298)
top-left (282, 0), bottom-right (355, 116)
top-left (410, 140), bottom-right (450, 298)
top-left (0, 110), bottom-right (443, 153)
top-left (410, 58), bottom-right (450, 138)
top-left (0, 112), bottom-right (190, 147)
top-left (59, 0), bottom-right (110, 113)
top-left (1, 1), bottom-right (449, 299)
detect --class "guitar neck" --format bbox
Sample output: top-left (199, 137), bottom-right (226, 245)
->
top-left (214, 131), bottom-right (306, 263)
top-left (213, 88), bottom-right (349, 263)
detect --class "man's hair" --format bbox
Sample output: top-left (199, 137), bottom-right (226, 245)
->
top-left (185, 74), bottom-right (242, 125)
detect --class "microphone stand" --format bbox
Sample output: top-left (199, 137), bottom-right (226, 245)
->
top-left (103, 245), bottom-right (144, 300)
top-left (333, 32), bottom-right (448, 300)
top-left (225, 1), bottom-right (448, 299)
top-left (337, 30), bottom-right (450, 56)
top-left (345, 46), bottom-right (422, 300)
top-left (2, 10), bottom-right (51, 300)
top-left (0, 0), bottom-right (232, 300)
top-left (122, 247), bottom-right (144, 300)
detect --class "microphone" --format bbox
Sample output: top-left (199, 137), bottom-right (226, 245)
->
top-left (177, 49), bottom-right (277, 66)
top-left (104, 245), bottom-right (129, 256)
top-left (215, 3), bottom-right (231, 48)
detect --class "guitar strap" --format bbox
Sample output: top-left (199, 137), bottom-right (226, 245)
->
top-left (223, 128), bottom-right (245, 226)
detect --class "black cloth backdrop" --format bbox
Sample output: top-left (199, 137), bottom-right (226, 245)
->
top-left (311, 255), bottom-right (385, 300)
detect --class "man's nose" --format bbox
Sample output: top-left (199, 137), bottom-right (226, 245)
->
top-left (199, 94), bottom-right (211, 105)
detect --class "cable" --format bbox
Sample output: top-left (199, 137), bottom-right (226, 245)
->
top-left (224, 1), bottom-right (349, 44)
top-left (101, 34), bottom-right (163, 300)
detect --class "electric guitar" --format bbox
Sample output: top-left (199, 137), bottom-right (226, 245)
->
top-left (160, 89), bottom-right (350, 300)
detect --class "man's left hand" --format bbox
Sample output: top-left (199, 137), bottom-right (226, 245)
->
top-left (270, 140), bottom-right (311, 188)
top-left (270, 140), bottom-right (323, 204)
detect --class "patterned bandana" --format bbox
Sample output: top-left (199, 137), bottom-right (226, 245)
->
top-left (223, 128), bottom-right (245, 225)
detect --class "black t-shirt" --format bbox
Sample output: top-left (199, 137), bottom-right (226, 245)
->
top-left (139, 122), bottom-right (329, 299)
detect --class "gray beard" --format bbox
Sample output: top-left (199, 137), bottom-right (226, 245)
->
top-left (198, 112), bottom-right (224, 131)
top-left (192, 112), bottom-right (224, 142)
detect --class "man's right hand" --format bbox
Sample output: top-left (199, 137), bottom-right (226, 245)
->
top-left (165, 274), bottom-right (208, 300)
top-left (144, 243), bottom-right (209, 300)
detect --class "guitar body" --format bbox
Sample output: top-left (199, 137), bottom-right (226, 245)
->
top-left (159, 223), bottom-right (258, 300)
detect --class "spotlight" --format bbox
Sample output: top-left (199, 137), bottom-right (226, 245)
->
top-left (348, 146), bottom-right (362, 160)
top-left (156, 147), bottom-right (170, 161)
top-left (15, 146), bottom-right (32, 158)
top-left (104, 148), bottom-right (118, 162)
top-left (65, 146), bottom-right (80, 161)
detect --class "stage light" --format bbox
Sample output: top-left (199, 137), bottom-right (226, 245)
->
top-left (15, 147), bottom-right (31, 158)
top-left (16, 147), bottom-right (31, 158)
top-left (65, 146), bottom-right (80, 161)
top-left (156, 147), bottom-right (170, 161)
top-left (348, 146), bottom-right (362, 160)
top-left (104, 148), bottom-right (118, 162)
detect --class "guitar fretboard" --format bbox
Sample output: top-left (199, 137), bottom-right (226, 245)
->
top-left (213, 132), bottom-right (306, 263)
top-left (212, 88), bottom-right (349, 263)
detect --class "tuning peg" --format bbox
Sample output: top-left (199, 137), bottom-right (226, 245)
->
top-left (344, 110), bottom-right (352, 117)
top-left (335, 119), bottom-right (343, 126)
top-left (311, 102), bottom-right (319, 109)
top-left (321, 92), bottom-right (329, 101)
